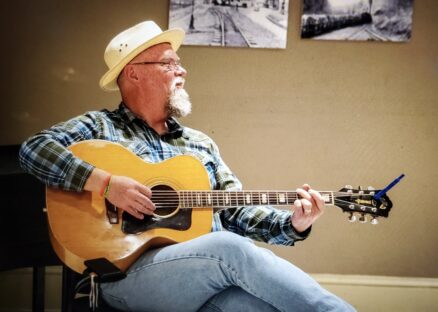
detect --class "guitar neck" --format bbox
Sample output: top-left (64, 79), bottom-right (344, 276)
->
top-left (159, 190), bottom-right (335, 209)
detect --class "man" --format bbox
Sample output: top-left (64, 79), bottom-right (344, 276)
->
top-left (19, 21), bottom-right (354, 311)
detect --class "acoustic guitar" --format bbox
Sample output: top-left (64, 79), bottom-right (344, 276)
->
top-left (46, 140), bottom-right (393, 273)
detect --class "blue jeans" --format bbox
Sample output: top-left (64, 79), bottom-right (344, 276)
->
top-left (101, 232), bottom-right (355, 312)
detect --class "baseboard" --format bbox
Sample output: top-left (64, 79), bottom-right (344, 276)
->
top-left (312, 274), bottom-right (438, 311)
top-left (312, 273), bottom-right (438, 288)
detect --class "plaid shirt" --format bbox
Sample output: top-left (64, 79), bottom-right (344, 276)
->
top-left (19, 103), bottom-right (309, 245)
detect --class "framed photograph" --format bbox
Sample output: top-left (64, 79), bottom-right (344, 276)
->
top-left (169, 0), bottom-right (290, 49)
top-left (301, 0), bottom-right (414, 42)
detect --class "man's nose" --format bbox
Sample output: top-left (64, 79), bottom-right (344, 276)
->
top-left (175, 65), bottom-right (187, 77)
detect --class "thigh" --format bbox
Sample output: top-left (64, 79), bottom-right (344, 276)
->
top-left (101, 232), bottom-right (251, 312)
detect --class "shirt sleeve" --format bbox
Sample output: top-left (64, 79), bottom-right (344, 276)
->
top-left (216, 206), bottom-right (311, 246)
top-left (18, 112), bottom-right (101, 191)
top-left (209, 139), bottom-right (311, 245)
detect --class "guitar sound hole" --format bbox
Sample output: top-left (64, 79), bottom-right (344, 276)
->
top-left (151, 185), bottom-right (179, 218)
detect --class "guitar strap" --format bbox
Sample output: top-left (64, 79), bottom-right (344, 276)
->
top-left (82, 258), bottom-right (126, 311)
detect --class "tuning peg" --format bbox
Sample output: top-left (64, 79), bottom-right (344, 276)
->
top-left (359, 214), bottom-right (367, 223)
top-left (345, 185), bottom-right (353, 194)
top-left (348, 212), bottom-right (357, 222)
top-left (367, 186), bottom-right (375, 196)
top-left (371, 217), bottom-right (379, 225)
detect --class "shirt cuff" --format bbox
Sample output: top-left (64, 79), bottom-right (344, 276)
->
top-left (62, 157), bottom-right (95, 192)
top-left (282, 219), bottom-right (312, 243)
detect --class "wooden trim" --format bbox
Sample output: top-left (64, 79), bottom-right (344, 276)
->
top-left (311, 273), bottom-right (438, 288)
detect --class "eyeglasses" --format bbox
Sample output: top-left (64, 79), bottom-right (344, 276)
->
top-left (128, 60), bottom-right (183, 72)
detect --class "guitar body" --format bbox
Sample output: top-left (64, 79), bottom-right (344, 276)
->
top-left (46, 140), bottom-right (213, 273)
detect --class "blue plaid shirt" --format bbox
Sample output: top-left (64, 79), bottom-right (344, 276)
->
top-left (19, 103), bottom-right (309, 245)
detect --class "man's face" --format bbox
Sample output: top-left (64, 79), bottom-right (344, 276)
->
top-left (127, 43), bottom-right (191, 118)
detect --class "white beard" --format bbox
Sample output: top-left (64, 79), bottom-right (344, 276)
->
top-left (168, 78), bottom-right (192, 118)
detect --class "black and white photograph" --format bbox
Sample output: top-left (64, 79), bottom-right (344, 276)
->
top-left (169, 0), bottom-right (290, 48)
top-left (301, 0), bottom-right (414, 42)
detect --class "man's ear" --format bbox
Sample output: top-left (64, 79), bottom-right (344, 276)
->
top-left (124, 65), bottom-right (139, 83)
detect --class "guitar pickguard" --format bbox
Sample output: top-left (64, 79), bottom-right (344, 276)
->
top-left (121, 209), bottom-right (192, 234)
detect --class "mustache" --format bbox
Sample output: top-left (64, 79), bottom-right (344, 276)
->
top-left (171, 77), bottom-right (185, 89)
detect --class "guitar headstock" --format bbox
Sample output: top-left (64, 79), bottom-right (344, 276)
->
top-left (334, 185), bottom-right (393, 224)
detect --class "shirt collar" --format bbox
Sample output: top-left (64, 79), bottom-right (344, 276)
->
top-left (117, 102), bottom-right (184, 139)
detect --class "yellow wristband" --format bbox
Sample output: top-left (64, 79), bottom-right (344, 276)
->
top-left (103, 176), bottom-right (112, 198)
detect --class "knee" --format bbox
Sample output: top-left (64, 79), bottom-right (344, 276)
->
top-left (195, 231), bottom-right (256, 258)
top-left (206, 231), bottom-right (253, 247)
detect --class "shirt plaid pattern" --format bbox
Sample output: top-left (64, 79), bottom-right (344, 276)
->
top-left (19, 103), bottom-right (308, 245)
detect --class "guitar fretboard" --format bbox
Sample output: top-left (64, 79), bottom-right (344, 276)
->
top-left (174, 191), bottom-right (334, 208)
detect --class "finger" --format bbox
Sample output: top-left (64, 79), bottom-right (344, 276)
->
top-left (134, 192), bottom-right (156, 212)
top-left (301, 198), bottom-right (313, 215)
top-left (297, 187), bottom-right (319, 212)
top-left (136, 183), bottom-right (152, 198)
top-left (309, 189), bottom-right (325, 213)
top-left (296, 188), bottom-right (312, 202)
top-left (131, 199), bottom-right (155, 216)
top-left (125, 205), bottom-right (144, 219)
top-left (294, 199), bottom-right (303, 214)
top-left (302, 184), bottom-right (311, 192)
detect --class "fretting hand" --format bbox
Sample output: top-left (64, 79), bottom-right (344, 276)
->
top-left (291, 184), bottom-right (325, 233)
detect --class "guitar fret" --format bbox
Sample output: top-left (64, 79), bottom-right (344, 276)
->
top-left (254, 191), bottom-right (260, 205)
top-left (180, 191), bottom-right (184, 208)
top-left (237, 192), bottom-right (243, 206)
top-left (212, 192), bottom-right (217, 207)
top-left (271, 192), bottom-right (278, 205)
top-left (239, 192), bottom-right (244, 206)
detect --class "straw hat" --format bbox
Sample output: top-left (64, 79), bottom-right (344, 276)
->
top-left (99, 21), bottom-right (185, 91)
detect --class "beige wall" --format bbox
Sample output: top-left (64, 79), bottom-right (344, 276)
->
top-left (1, 0), bottom-right (436, 278)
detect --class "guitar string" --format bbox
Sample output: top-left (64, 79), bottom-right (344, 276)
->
top-left (147, 193), bottom-right (380, 203)
top-left (149, 191), bottom-right (378, 197)
top-left (148, 196), bottom-right (378, 204)
top-left (141, 198), bottom-right (381, 212)
top-left (129, 190), bottom-right (383, 210)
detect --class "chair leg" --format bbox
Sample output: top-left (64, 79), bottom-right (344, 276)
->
top-left (62, 265), bottom-right (78, 312)
top-left (32, 266), bottom-right (45, 312)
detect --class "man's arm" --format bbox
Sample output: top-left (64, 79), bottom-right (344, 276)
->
top-left (210, 140), bottom-right (324, 244)
top-left (19, 114), bottom-right (99, 191)
top-left (19, 113), bottom-right (155, 218)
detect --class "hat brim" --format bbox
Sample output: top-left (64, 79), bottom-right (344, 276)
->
top-left (99, 27), bottom-right (185, 92)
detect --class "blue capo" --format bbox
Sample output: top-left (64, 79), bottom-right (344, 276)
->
top-left (374, 174), bottom-right (405, 201)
